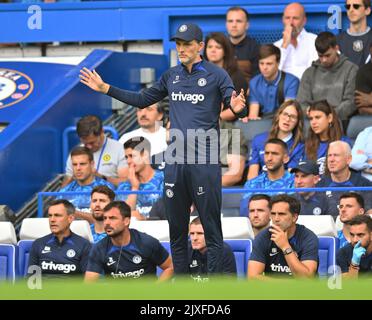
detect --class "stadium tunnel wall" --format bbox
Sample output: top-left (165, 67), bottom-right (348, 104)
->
top-left (0, 50), bottom-right (168, 212)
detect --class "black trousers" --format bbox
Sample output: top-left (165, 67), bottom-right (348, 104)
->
top-left (164, 163), bottom-right (223, 275)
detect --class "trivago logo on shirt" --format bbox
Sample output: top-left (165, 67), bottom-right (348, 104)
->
top-left (270, 263), bottom-right (292, 275)
top-left (41, 261), bottom-right (77, 274)
top-left (171, 91), bottom-right (205, 104)
top-left (110, 269), bottom-right (145, 279)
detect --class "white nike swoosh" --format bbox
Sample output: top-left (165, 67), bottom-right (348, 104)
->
top-left (107, 261), bottom-right (116, 266)
top-left (269, 253), bottom-right (278, 256)
top-left (41, 250), bottom-right (51, 254)
top-left (197, 192), bottom-right (205, 195)
top-left (172, 80), bottom-right (180, 84)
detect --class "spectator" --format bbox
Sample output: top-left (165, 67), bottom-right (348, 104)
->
top-left (119, 102), bottom-right (168, 156)
top-left (248, 195), bottom-right (318, 279)
top-left (188, 217), bottom-right (236, 281)
top-left (247, 100), bottom-right (304, 180)
top-left (59, 146), bottom-right (115, 211)
top-left (246, 45), bottom-right (299, 120)
top-left (85, 201), bottom-right (173, 282)
top-left (274, 2), bottom-right (318, 79)
top-left (89, 185), bottom-right (116, 243)
top-left (117, 137), bottom-right (163, 220)
top-left (337, 192), bottom-right (366, 249)
top-left (62, 115), bottom-right (127, 187)
top-left (350, 126), bottom-right (372, 181)
top-left (240, 138), bottom-right (294, 216)
top-left (316, 140), bottom-right (372, 216)
top-left (225, 6), bottom-right (259, 83)
top-left (292, 160), bottom-right (329, 215)
top-left (354, 43), bottom-right (372, 114)
top-left (336, 215), bottom-right (372, 278)
top-left (337, 0), bottom-right (372, 66)
top-left (28, 199), bottom-right (91, 278)
top-left (304, 100), bottom-right (352, 175)
top-left (248, 194), bottom-right (271, 236)
top-left (297, 32), bottom-right (358, 122)
top-left (220, 120), bottom-right (248, 186)
top-left (203, 32), bottom-right (248, 121)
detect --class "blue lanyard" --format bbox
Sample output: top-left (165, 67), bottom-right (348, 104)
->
top-left (96, 137), bottom-right (108, 171)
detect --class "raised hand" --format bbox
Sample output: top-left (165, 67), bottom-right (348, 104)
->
top-left (269, 224), bottom-right (289, 251)
top-left (230, 89), bottom-right (246, 115)
top-left (79, 67), bottom-right (110, 94)
top-left (352, 240), bottom-right (366, 266)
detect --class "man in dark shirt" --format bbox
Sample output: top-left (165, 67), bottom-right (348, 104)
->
top-left (85, 201), bottom-right (173, 281)
top-left (293, 160), bottom-right (329, 215)
top-left (336, 215), bottom-right (372, 278)
top-left (355, 43), bottom-right (372, 114)
top-left (28, 199), bottom-right (91, 278)
top-left (337, 0), bottom-right (372, 67)
top-left (80, 22), bottom-right (247, 276)
top-left (248, 194), bottom-right (318, 279)
top-left (188, 217), bottom-right (236, 281)
top-left (316, 141), bottom-right (372, 216)
top-left (226, 6), bottom-right (259, 83)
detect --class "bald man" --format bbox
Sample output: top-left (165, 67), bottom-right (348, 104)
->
top-left (274, 2), bottom-right (318, 79)
top-left (316, 141), bottom-right (372, 216)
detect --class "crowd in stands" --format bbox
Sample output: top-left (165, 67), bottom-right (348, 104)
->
top-left (14, 1), bottom-right (372, 280)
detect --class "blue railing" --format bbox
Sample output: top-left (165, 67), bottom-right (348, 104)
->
top-left (37, 186), bottom-right (372, 217)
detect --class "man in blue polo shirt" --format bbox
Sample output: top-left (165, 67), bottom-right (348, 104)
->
top-left (248, 194), bottom-right (318, 279)
top-left (80, 23), bottom-right (247, 276)
top-left (240, 138), bottom-right (294, 216)
top-left (85, 201), bottom-right (173, 281)
top-left (28, 199), bottom-right (91, 278)
top-left (292, 160), bottom-right (329, 215)
top-left (247, 44), bottom-right (299, 120)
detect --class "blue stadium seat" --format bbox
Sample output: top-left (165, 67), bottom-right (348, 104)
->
top-left (18, 240), bottom-right (33, 277)
top-left (225, 239), bottom-right (252, 278)
top-left (157, 240), bottom-right (252, 278)
top-left (318, 236), bottom-right (339, 277)
top-left (0, 244), bottom-right (17, 282)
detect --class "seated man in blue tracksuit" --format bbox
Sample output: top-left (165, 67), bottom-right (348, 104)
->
top-left (28, 199), bottom-right (91, 279)
top-left (188, 217), bottom-right (236, 282)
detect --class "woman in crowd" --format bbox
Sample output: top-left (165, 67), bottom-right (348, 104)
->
top-left (304, 100), bottom-right (352, 175)
top-left (247, 100), bottom-right (305, 180)
top-left (203, 32), bottom-right (248, 121)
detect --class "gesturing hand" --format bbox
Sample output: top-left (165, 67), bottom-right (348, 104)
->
top-left (352, 241), bottom-right (366, 266)
top-left (230, 89), bottom-right (246, 115)
top-left (79, 67), bottom-right (110, 94)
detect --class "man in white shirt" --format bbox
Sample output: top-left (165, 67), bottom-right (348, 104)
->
top-left (62, 115), bottom-right (127, 187)
top-left (274, 2), bottom-right (318, 80)
top-left (119, 102), bottom-right (167, 156)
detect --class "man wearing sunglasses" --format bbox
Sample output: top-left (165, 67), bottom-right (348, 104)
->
top-left (337, 0), bottom-right (372, 66)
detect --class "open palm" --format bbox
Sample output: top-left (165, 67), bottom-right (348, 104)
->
top-left (79, 67), bottom-right (109, 94)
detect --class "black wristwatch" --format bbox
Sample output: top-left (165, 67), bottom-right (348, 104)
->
top-left (101, 175), bottom-right (107, 181)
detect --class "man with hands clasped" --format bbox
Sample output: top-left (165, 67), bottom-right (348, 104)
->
top-left (336, 215), bottom-right (372, 278)
top-left (248, 194), bottom-right (318, 279)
